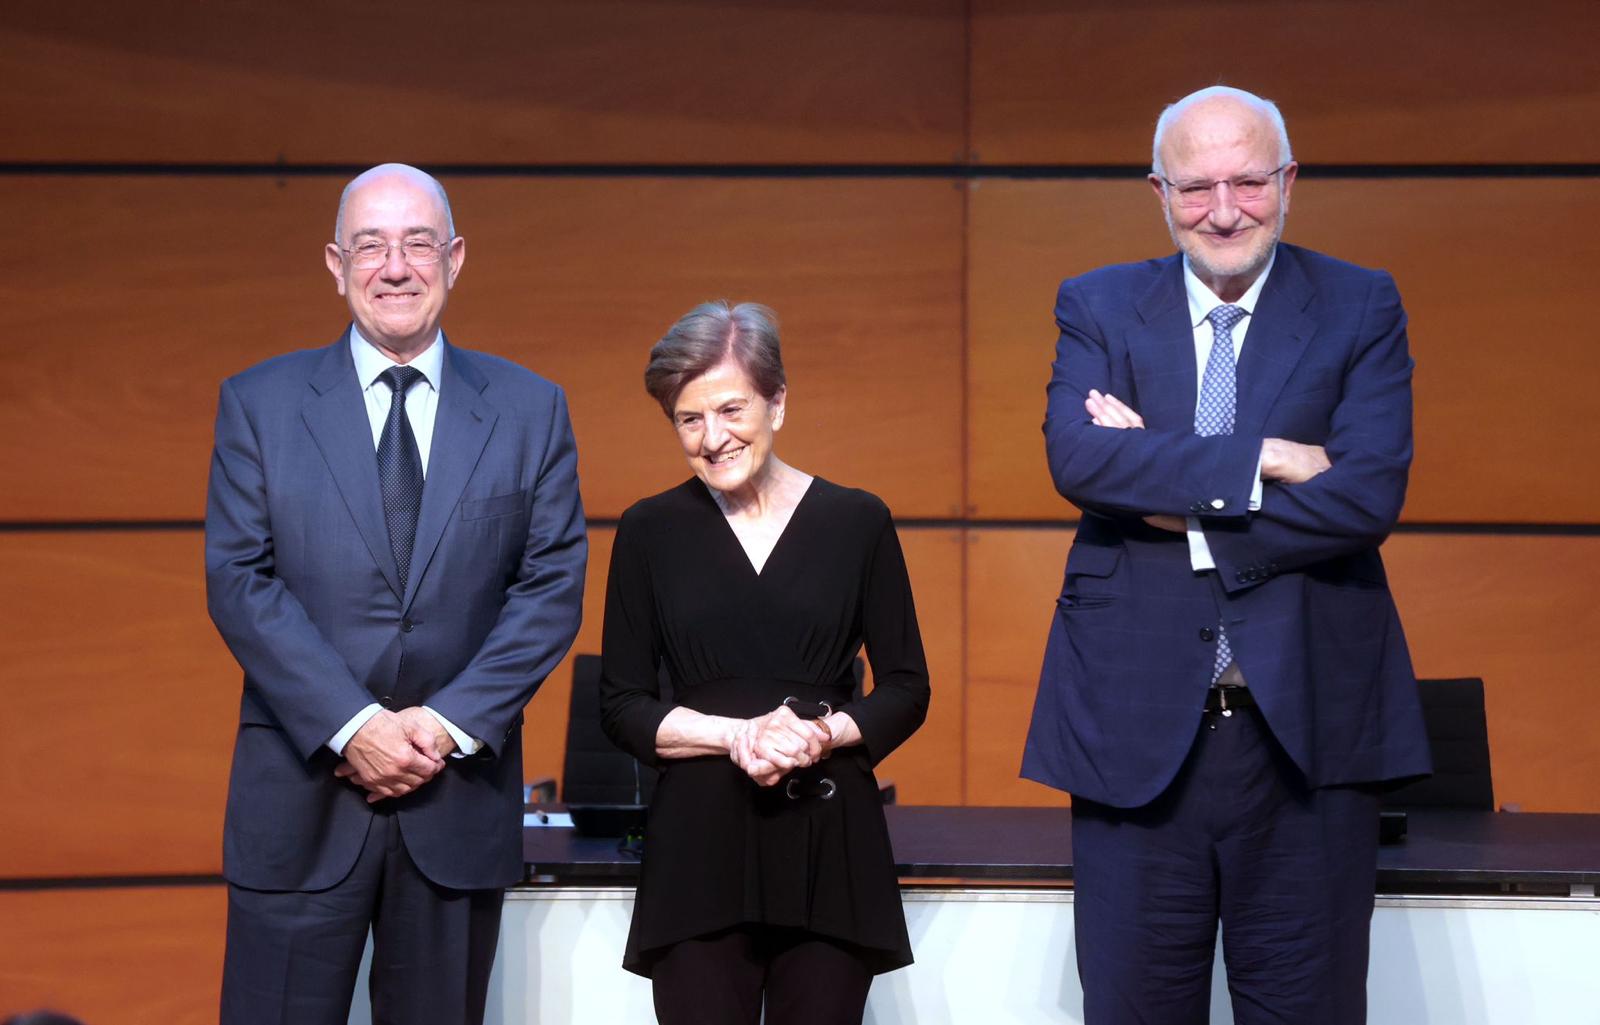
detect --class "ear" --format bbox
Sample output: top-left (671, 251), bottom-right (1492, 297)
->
top-left (1148, 173), bottom-right (1169, 211)
top-left (324, 243), bottom-right (348, 296)
top-left (1279, 161), bottom-right (1298, 214)
top-left (445, 235), bottom-right (466, 288)
top-left (769, 386), bottom-right (787, 431)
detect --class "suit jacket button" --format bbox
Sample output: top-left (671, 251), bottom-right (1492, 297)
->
top-left (1236, 571), bottom-right (1249, 582)
top-left (1199, 627), bottom-right (1215, 642)
top-left (401, 618), bottom-right (414, 633)
top-left (1210, 498), bottom-right (1225, 510)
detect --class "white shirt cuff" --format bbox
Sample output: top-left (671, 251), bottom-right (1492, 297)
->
top-left (328, 703), bottom-right (382, 756)
top-left (423, 706), bottom-right (481, 757)
top-left (1190, 456), bottom-right (1265, 571)
top-left (1186, 516), bottom-right (1214, 571)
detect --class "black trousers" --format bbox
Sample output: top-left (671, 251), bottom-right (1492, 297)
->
top-left (1071, 705), bottom-right (1380, 1025)
top-left (650, 924), bottom-right (875, 1025)
top-left (221, 811), bottom-right (504, 1025)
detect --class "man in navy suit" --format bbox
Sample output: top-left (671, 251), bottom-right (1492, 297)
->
top-left (1022, 88), bottom-right (1430, 1023)
top-left (206, 164), bottom-right (586, 1024)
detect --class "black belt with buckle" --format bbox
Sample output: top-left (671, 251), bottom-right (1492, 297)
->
top-left (1204, 685), bottom-right (1256, 717)
top-left (781, 696), bottom-right (835, 799)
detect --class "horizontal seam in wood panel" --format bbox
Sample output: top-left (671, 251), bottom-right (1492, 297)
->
top-left (8, 520), bottom-right (1600, 536)
top-left (2, 162), bottom-right (1598, 180)
top-left (0, 873), bottom-right (224, 892)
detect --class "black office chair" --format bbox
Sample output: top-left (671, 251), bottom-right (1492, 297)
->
top-left (561, 653), bottom-right (662, 806)
top-left (1382, 677), bottom-right (1495, 811)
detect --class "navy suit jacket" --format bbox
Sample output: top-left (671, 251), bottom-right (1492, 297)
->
top-left (206, 332), bottom-right (586, 891)
top-left (1022, 243), bottom-right (1431, 808)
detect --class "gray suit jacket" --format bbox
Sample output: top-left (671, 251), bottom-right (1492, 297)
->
top-left (206, 331), bottom-right (586, 891)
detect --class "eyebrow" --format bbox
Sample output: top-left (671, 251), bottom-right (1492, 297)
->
top-left (349, 226), bottom-right (446, 239)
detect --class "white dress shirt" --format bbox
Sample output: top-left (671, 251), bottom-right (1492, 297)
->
top-left (1181, 253), bottom-right (1272, 571)
top-left (328, 328), bottom-right (480, 758)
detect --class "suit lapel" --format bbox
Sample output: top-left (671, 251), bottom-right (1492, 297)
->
top-left (1128, 257), bottom-right (1200, 432)
top-left (1236, 246), bottom-right (1317, 436)
top-left (405, 339), bottom-right (498, 610)
top-left (301, 333), bottom-right (404, 600)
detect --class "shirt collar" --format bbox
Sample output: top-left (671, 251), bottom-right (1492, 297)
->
top-left (1182, 246), bottom-right (1277, 329)
top-left (350, 326), bottom-right (445, 392)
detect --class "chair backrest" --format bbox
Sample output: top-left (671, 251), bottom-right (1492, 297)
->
top-left (561, 654), bottom-right (662, 805)
top-left (1382, 677), bottom-right (1494, 811)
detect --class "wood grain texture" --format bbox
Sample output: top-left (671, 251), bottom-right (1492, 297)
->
top-left (963, 527), bottom-right (1072, 807)
top-left (0, 886), bottom-right (226, 1024)
top-left (0, 532), bottom-right (235, 878)
top-left (0, 175), bottom-right (964, 521)
top-left (1, 0), bottom-right (965, 164)
top-left (958, 527), bottom-right (1600, 813)
top-left (970, 0), bottom-right (1600, 164)
top-left (966, 178), bottom-right (1600, 523)
top-left (1383, 533), bottom-right (1600, 814)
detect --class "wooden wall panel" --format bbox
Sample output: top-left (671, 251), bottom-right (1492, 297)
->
top-left (1, 175), bottom-right (964, 522)
top-left (958, 527), bottom-right (1600, 813)
top-left (0, 886), bottom-right (225, 1023)
top-left (533, 527), bottom-right (966, 806)
top-left (1383, 533), bottom-right (1600, 814)
top-left (967, 179), bottom-right (1600, 524)
top-left (970, 0), bottom-right (1600, 164)
top-left (0, 1), bottom-right (965, 164)
top-left (0, 533), bottom-right (234, 878)
top-left (964, 527), bottom-right (1072, 807)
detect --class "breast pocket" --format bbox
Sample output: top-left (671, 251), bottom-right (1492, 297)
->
top-left (460, 488), bottom-right (529, 521)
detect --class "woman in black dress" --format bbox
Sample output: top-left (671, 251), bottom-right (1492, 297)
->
top-left (599, 300), bottom-right (931, 1025)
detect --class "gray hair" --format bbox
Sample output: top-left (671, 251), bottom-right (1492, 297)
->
top-left (333, 163), bottom-right (456, 243)
top-left (1151, 86), bottom-right (1293, 177)
top-left (644, 301), bottom-right (786, 417)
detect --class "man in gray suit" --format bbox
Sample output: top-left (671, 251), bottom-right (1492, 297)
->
top-left (206, 163), bottom-right (586, 1024)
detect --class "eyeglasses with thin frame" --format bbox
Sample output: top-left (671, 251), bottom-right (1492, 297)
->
top-left (339, 237), bottom-right (453, 269)
top-left (1158, 164), bottom-right (1290, 208)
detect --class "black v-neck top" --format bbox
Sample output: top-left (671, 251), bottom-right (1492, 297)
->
top-left (599, 476), bottom-right (931, 975)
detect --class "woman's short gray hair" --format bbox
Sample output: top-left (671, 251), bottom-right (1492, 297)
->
top-left (644, 301), bottom-right (786, 417)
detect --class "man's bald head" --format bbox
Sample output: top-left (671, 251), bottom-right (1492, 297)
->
top-left (1151, 87), bottom-right (1292, 179)
top-left (334, 163), bottom-right (455, 244)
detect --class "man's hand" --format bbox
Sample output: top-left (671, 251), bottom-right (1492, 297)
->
top-left (1086, 390), bottom-right (1182, 532)
top-left (1085, 389), bottom-right (1145, 429)
top-left (397, 706), bottom-right (458, 761)
top-left (334, 710), bottom-right (444, 803)
top-left (1261, 438), bottom-right (1331, 484)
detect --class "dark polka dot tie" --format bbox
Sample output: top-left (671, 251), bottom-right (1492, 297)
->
top-left (1199, 305), bottom-right (1245, 683)
top-left (377, 365), bottom-right (425, 594)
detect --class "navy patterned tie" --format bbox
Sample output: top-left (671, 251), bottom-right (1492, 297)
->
top-left (377, 365), bottom-right (425, 593)
top-left (1198, 305), bottom-right (1245, 683)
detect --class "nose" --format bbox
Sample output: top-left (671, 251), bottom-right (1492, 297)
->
top-left (702, 414), bottom-right (729, 452)
top-left (1207, 183), bottom-right (1242, 226)
top-left (379, 242), bottom-right (411, 280)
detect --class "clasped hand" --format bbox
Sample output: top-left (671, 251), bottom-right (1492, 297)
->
top-left (728, 705), bottom-right (833, 787)
top-left (334, 707), bottom-right (457, 803)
